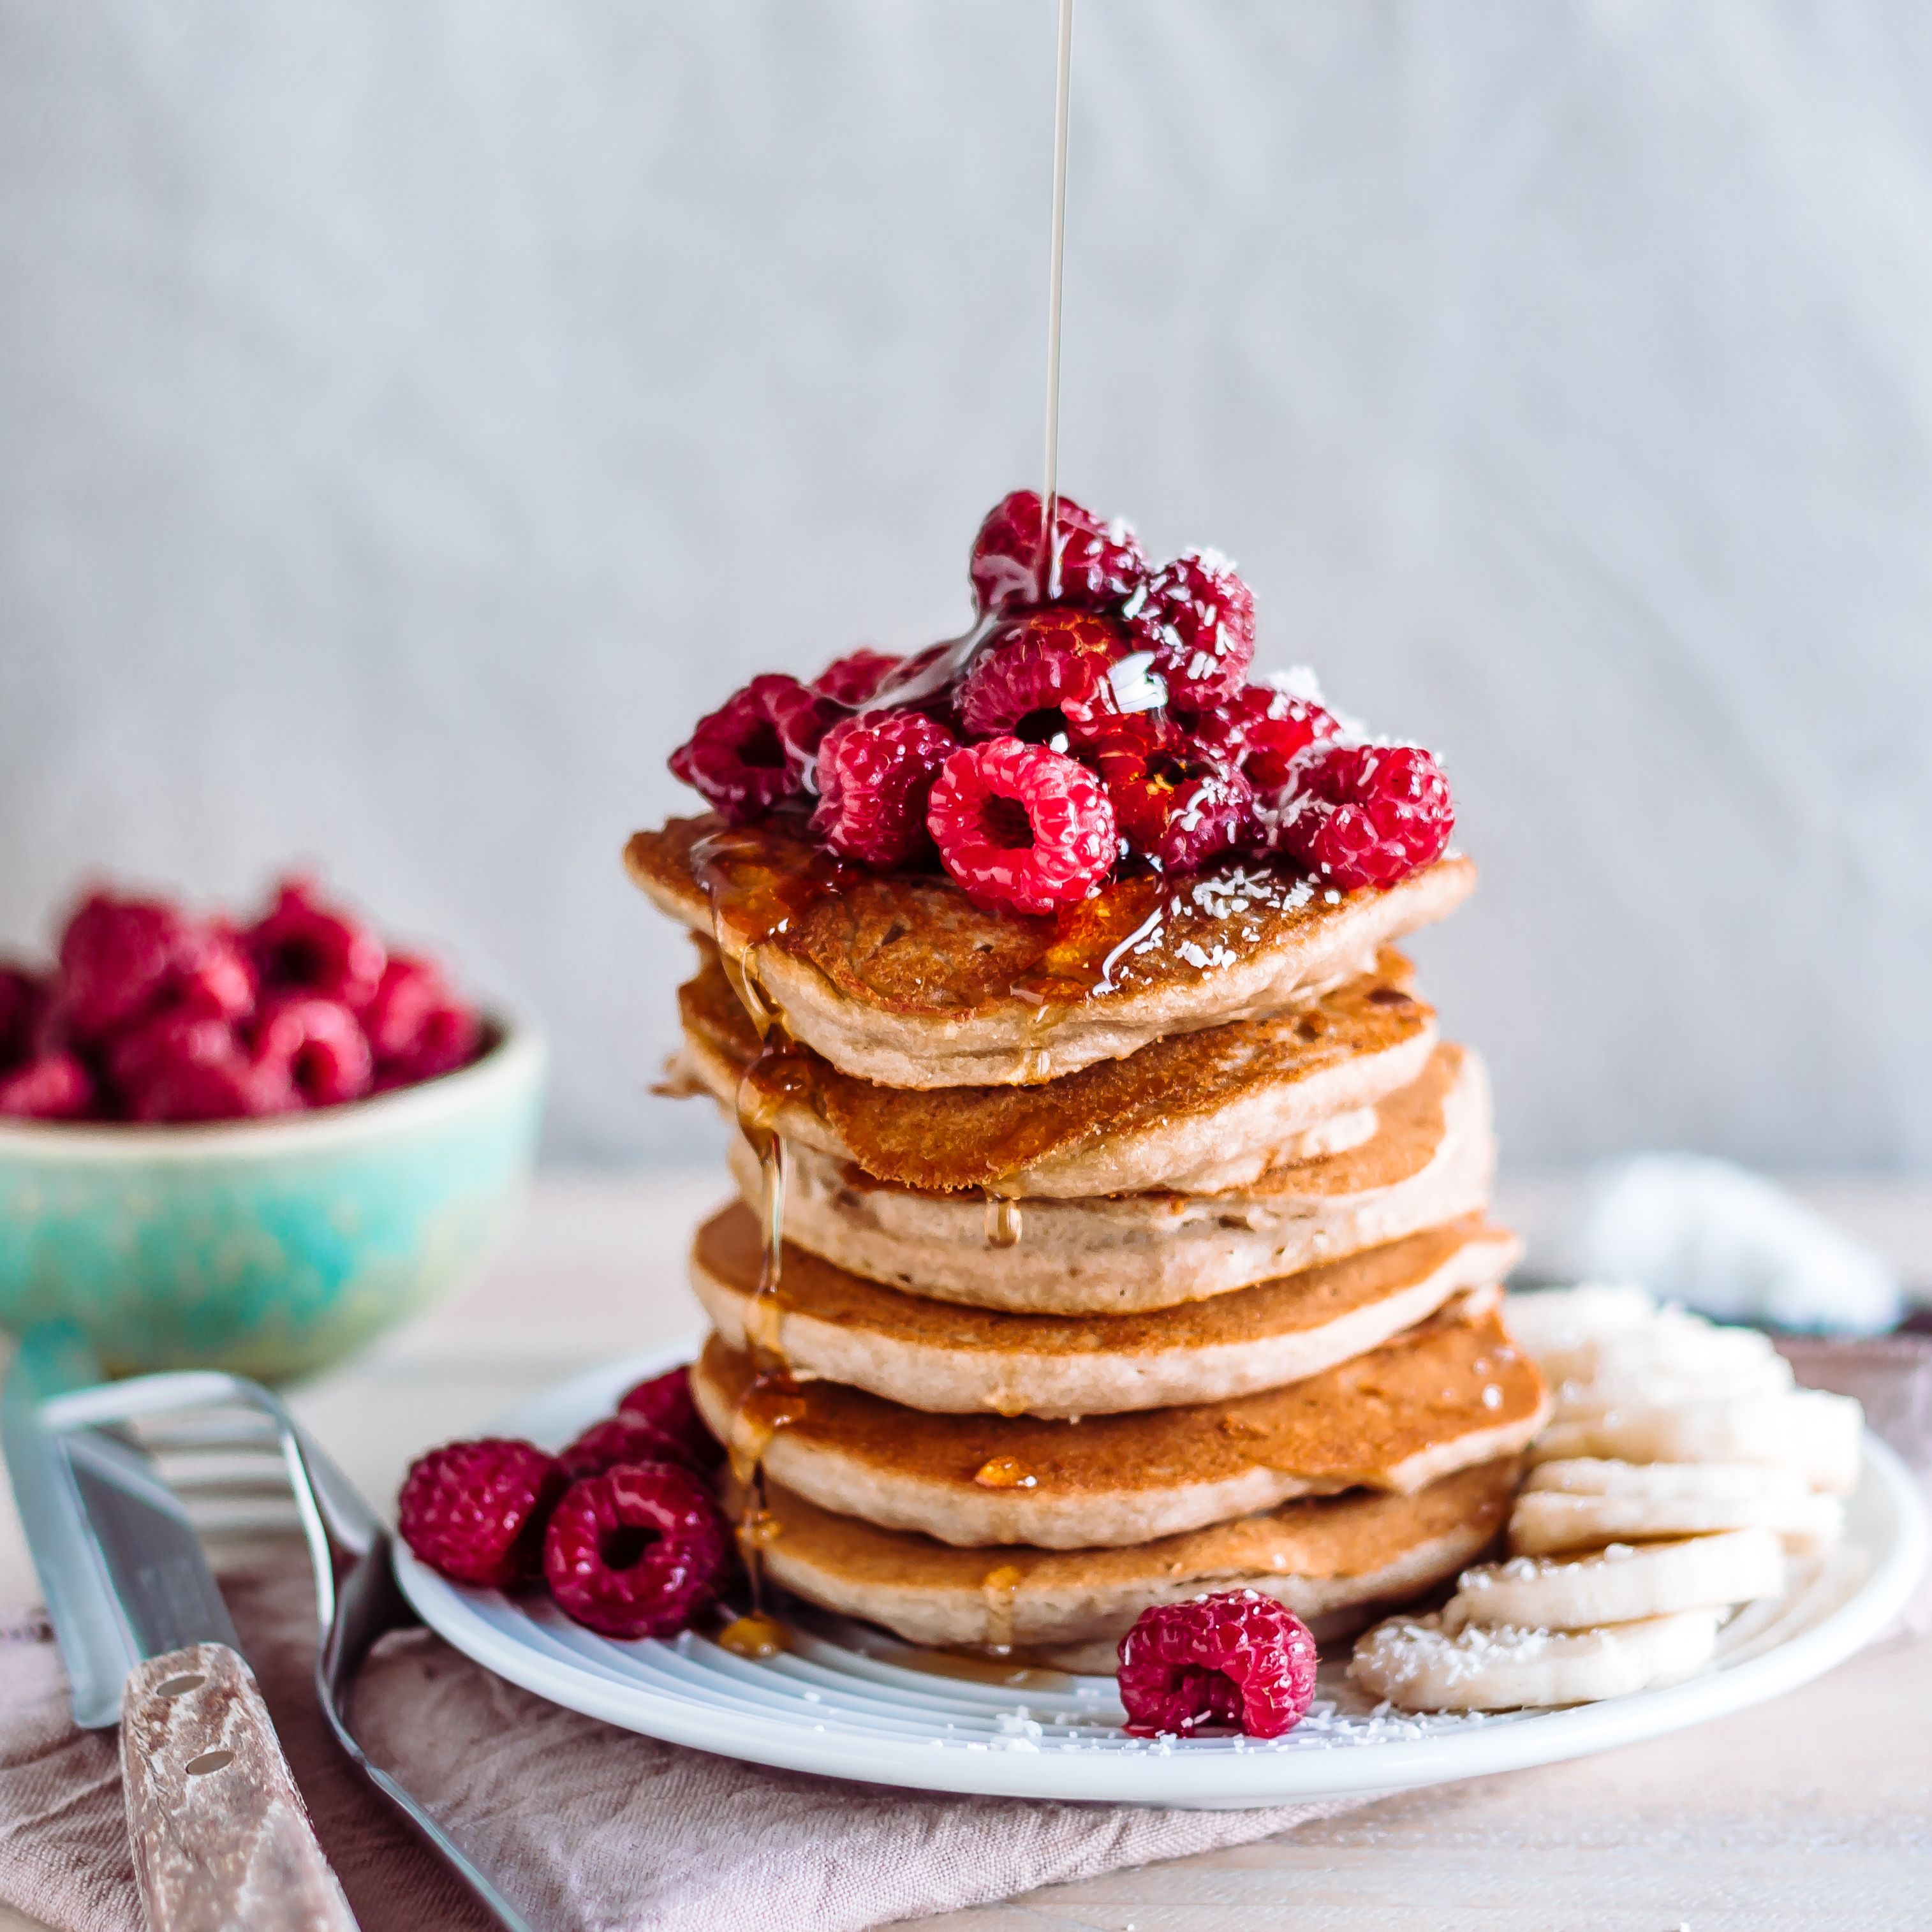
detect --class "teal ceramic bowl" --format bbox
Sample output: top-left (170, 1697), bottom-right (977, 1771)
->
top-left (0, 1022), bottom-right (545, 1382)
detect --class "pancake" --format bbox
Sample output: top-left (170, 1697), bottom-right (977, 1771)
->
top-left (691, 1202), bottom-right (1521, 1416)
top-left (679, 938), bottom-right (1434, 1197)
top-left (747, 1461), bottom-right (1520, 1655)
top-left (626, 815), bottom-right (1476, 1088)
top-left (689, 1301), bottom-right (1548, 1549)
top-left (739, 1042), bottom-right (1494, 1313)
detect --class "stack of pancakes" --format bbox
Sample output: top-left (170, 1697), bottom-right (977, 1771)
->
top-left (628, 815), bottom-right (1549, 1670)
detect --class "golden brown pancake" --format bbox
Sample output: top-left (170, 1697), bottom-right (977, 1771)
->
top-left (626, 814), bottom-right (1476, 1088)
top-left (748, 1461), bottom-right (1520, 1655)
top-left (679, 938), bottom-right (1434, 1196)
top-left (691, 1201), bottom-right (1521, 1415)
top-left (748, 1042), bottom-right (1494, 1313)
top-left (690, 1301), bottom-right (1547, 1548)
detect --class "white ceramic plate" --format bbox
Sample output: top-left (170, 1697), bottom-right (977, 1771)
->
top-left (395, 1342), bottom-right (1930, 1809)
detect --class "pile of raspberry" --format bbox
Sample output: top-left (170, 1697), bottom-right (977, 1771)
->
top-left (667, 489), bottom-right (1454, 917)
top-left (0, 877), bottom-right (483, 1123)
top-left (397, 1368), bottom-right (737, 1641)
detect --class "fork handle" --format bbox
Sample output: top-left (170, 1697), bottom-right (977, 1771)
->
top-left (121, 1642), bottom-right (360, 1932)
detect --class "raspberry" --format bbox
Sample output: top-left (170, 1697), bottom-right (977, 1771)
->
top-left (173, 924), bottom-right (258, 1026)
top-left (398, 1438), bottom-right (567, 1589)
top-left (1272, 742), bottom-right (1454, 890)
top-left (956, 610), bottom-right (1129, 746)
top-left (969, 489), bottom-right (1147, 615)
top-left (1088, 718), bottom-right (1254, 872)
top-left (378, 1004), bottom-right (482, 1088)
top-left (668, 674), bottom-right (820, 823)
top-left (1116, 1591), bottom-right (1319, 1738)
top-left (249, 878), bottom-right (387, 1012)
top-left (542, 1463), bottom-right (732, 1639)
top-left (813, 647), bottom-right (904, 707)
top-left (558, 1413), bottom-right (704, 1482)
top-left (365, 954), bottom-right (482, 1085)
top-left (55, 893), bottom-right (193, 1043)
top-left (617, 1366), bottom-right (723, 1471)
top-left (364, 955), bottom-right (450, 1060)
top-left (108, 1012), bottom-right (288, 1122)
top-left (1191, 682), bottom-right (1341, 796)
top-left (0, 1051), bottom-right (94, 1121)
top-left (811, 711), bottom-right (956, 868)
top-left (252, 993), bottom-right (374, 1107)
top-left (927, 737), bottom-right (1117, 916)
top-left (1123, 549), bottom-right (1255, 708)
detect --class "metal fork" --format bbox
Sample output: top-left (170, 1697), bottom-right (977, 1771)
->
top-left (43, 1373), bottom-right (535, 1932)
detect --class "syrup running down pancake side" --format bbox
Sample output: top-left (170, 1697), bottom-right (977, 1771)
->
top-left (685, 825), bottom-right (854, 1658)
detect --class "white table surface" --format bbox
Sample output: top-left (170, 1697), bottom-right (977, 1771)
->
top-left (3, 1170), bottom-right (1929, 1931)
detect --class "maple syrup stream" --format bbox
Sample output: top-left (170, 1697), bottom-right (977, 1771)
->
top-left (702, 0), bottom-right (1077, 1661)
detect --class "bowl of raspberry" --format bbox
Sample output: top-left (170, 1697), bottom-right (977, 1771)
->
top-left (0, 876), bottom-right (544, 1381)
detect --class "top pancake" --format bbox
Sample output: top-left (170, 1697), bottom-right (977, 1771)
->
top-left (627, 815), bottom-right (1476, 1088)
top-left (679, 936), bottom-right (1434, 1196)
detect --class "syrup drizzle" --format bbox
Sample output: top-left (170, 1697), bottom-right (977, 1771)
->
top-left (980, 1564), bottom-right (1025, 1653)
top-left (690, 828), bottom-right (840, 1642)
top-left (1039, 0), bottom-right (1075, 575)
top-left (973, 1455), bottom-right (1038, 1491)
top-left (984, 1184), bottom-right (1024, 1250)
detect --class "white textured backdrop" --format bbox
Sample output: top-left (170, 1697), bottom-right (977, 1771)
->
top-left (3, 1), bottom-right (1930, 1169)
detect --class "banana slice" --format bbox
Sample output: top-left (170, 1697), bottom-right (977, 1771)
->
top-left (1527, 1390), bottom-right (1862, 1494)
top-left (1531, 1311), bottom-right (1785, 1390)
top-left (1442, 1530), bottom-right (1784, 1632)
top-left (1351, 1605), bottom-right (1722, 1711)
top-left (1503, 1284), bottom-right (1656, 1357)
top-left (1552, 1353), bottom-right (1794, 1419)
top-left (1525, 1458), bottom-right (1807, 1503)
top-left (1508, 1487), bottom-right (1845, 1558)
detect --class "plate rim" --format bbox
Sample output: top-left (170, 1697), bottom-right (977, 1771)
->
top-left (394, 1338), bottom-right (1931, 1808)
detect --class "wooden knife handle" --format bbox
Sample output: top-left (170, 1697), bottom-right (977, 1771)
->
top-left (120, 1642), bottom-right (360, 1932)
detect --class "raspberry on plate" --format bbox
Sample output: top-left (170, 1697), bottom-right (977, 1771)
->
top-left (543, 1463), bottom-right (732, 1639)
top-left (398, 1438), bottom-right (567, 1589)
top-left (1191, 681), bottom-right (1341, 796)
top-left (1123, 549), bottom-right (1256, 709)
top-left (812, 711), bottom-right (957, 868)
top-left (0, 1051), bottom-right (94, 1121)
top-left (249, 878), bottom-right (387, 1013)
top-left (558, 1413), bottom-right (705, 1481)
top-left (1272, 742), bottom-right (1454, 890)
top-left (252, 992), bottom-right (376, 1107)
top-left (617, 1367), bottom-right (724, 1471)
top-left (1116, 1590), bottom-right (1320, 1738)
top-left (926, 737), bottom-right (1117, 917)
top-left (668, 674), bottom-right (820, 823)
top-left (1088, 718), bottom-right (1255, 873)
top-left (955, 610), bottom-right (1130, 746)
top-left (969, 489), bottom-right (1147, 616)
top-left (812, 647), bottom-right (904, 707)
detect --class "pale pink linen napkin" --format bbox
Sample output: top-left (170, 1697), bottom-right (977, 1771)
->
top-left (0, 1565), bottom-right (1368, 1932)
top-left (2, 1337), bottom-right (1925, 1932)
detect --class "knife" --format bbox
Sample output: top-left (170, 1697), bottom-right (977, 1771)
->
top-left (3, 1325), bottom-right (358, 1932)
